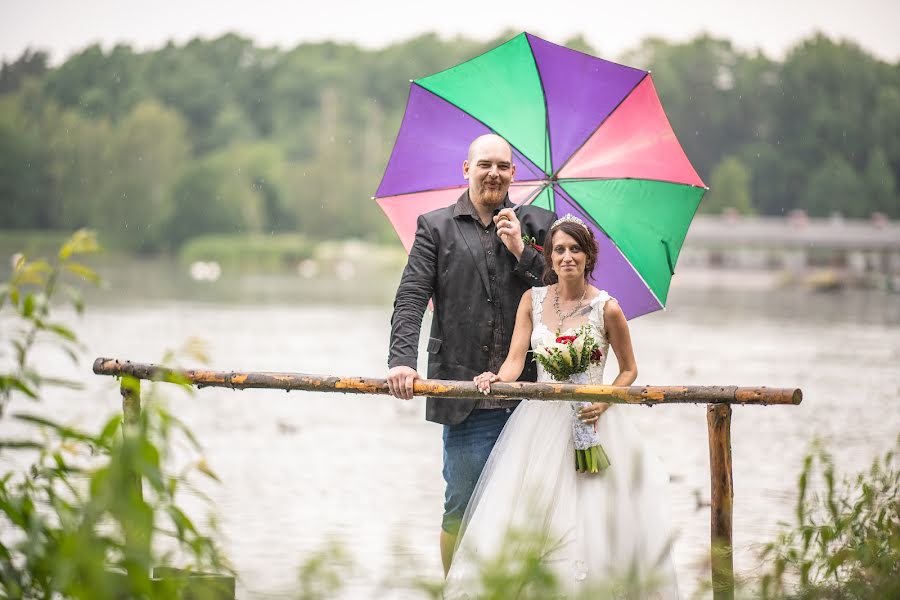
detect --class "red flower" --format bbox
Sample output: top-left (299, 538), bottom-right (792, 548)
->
top-left (591, 348), bottom-right (603, 362)
top-left (532, 244), bottom-right (543, 252)
top-left (556, 335), bottom-right (577, 344)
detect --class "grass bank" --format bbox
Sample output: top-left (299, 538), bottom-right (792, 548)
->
top-left (179, 233), bottom-right (407, 274)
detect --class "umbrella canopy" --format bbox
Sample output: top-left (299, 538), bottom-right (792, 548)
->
top-left (375, 32), bottom-right (706, 319)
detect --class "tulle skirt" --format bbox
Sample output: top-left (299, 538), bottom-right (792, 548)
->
top-left (444, 400), bottom-right (680, 599)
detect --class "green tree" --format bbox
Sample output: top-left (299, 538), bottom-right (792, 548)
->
top-left (94, 100), bottom-right (190, 253)
top-left (870, 86), bottom-right (900, 179)
top-left (164, 146), bottom-right (268, 248)
top-left (222, 140), bottom-right (294, 232)
top-left (0, 48), bottom-right (48, 95)
top-left (48, 107), bottom-right (116, 229)
top-left (703, 156), bottom-right (754, 214)
top-left (0, 121), bottom-right (50, 228)
top-left (4, 31), bottom-right (900, 245)
top-left (801, 154), bottom-right (866, 217)
top-left (739, 141), bottom-right (801, 215)
top-left (772, 35), bottom-right (888, 214)
top-left (44, 43), bottom-right (147, 120)
top-left (864, 148), bottom-right (898, 217)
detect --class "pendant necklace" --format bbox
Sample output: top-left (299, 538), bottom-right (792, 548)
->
top-left (554, 284), bottom-right (587, 334)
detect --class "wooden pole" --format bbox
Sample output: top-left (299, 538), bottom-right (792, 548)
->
top-left (120, 378), bottom-right (143, 502)
top-left (93, 358), bottom-right (802, 406)
top-left (707, 403), bottom-right (734, 600)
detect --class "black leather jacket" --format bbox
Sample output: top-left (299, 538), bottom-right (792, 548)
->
top-left (388, 191), bottom-right (555, 425)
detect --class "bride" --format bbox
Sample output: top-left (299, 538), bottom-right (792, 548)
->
top-left (443, 215), bottom-right (680, 599)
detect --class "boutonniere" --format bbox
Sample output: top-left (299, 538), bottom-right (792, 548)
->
top-left (521, 235), bottom-right (543, 253)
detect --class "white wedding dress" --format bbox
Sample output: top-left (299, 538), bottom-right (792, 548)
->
top-left (444, 287), bottom-right (680, 599)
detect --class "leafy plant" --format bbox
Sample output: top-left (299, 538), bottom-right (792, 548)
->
top-left (0, 230), bottom-right (230, 599)
top-left (755, 438), bottom-right (900, 600)
top-left (0, 229), bottom-right (101, 416)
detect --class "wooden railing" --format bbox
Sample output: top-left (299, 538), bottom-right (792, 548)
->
top-left (93, 356), bottom-right (803, 600)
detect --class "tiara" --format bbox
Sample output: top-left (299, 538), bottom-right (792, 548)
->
top-left (551, 213), bottom-right (589, 231)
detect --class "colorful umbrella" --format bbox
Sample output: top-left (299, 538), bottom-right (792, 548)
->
top-left (375, 32), bottom-right (706, 319)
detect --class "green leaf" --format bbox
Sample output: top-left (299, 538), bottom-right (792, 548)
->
top-left (195, 458), bottom-right (220, 483)
top-left (46, 323), bottom-right (77, 343)
top-left (98, 415), bottom-right (122, 445)
top-left (167, 505), bottom-right (199, 538)
top-left (64, 262), bottom-right (102, 285)
top-left (62, 286), bottom-right (85, 315)
top-left (22, 294), bottom-right (35, 318)
top-left (61, 344), bottom-right (81, 365)
top-left (0, 377), bottom-right (38, 399)
top-left (12, 413), bottom-right (98, 444)
top-left (41, 377), bottom-right (85, 391)
top-left (58, 229), bottom-right (100, 260)
top-left (14, 260), bottom-right (51, 286)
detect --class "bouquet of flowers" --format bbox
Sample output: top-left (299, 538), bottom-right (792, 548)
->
top-left (533, 324), bottom-right (611, 474)
top-left (532, 324), bottom-right (603, 382)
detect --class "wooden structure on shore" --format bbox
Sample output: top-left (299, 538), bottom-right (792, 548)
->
top-left (94, 356), bottom-right (803, 600)
top-left (681, 213), bottom-right (900, 284)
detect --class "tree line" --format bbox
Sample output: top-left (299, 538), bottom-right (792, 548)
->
top-left (0, 31), bottom-right (897, 253)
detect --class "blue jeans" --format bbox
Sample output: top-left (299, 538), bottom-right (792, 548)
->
top-left (441, 408), bottom-right (514, 535)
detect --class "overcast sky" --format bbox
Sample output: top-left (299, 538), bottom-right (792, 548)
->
top-left (2, 0), bottom-right (898, 65)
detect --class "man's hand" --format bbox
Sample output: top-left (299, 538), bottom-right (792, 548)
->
top-left (493, 208), bottom-right (525, 259)
top-left (387, 365), bottom-right (420, 400)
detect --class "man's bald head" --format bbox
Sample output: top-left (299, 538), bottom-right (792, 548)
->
top-left (467, 134), bottom-right (513, 163)
top-left (463, 134), bottom-right (516, 211)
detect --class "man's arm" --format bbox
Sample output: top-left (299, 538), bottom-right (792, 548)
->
top-left (387, 215), bottom-right (437, 397)
top-left (511, 242), bottom-right (546, 285)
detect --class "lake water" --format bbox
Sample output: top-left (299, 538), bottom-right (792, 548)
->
top-left (5, 260), bottom-right (900, 598)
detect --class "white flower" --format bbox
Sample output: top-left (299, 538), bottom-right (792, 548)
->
top-left (548, 342), bottom-right (573, 366)
top-left (571, 334), bottom-right (586, 358)
top-left (534, 345), bottom-right (554, 361)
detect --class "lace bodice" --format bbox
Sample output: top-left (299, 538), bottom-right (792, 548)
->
top-left (530, 286), bottom-right (612, 385)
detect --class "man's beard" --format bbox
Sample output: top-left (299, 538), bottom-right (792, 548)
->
top-left (477, 186), bottom-right (505, 207)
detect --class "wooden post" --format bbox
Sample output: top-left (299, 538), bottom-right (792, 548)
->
top-left (120, 378), bottom-right (143, 502)
top-left (707, 403), bottom-right (734, 600)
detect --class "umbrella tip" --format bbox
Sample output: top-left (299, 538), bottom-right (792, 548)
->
top-left (409, 79), bottom-right (414, 83)
top-left (370, 196), bottom-right (377, 200)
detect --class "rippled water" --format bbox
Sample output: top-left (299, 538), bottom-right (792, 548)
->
top-left (7, 264), bottom-right (900, 599)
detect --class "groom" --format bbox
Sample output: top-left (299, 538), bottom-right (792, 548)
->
top-left (386, 134), bottom-right (555, 573)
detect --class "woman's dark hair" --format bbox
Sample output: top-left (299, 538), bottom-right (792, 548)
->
top-left (541, 220), bottom-right (599, 284)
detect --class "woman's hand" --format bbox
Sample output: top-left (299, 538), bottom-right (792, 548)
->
top-left (578, 402), bottom-right (610, 426)
top-left (474, 372), bottom-right (500, 395)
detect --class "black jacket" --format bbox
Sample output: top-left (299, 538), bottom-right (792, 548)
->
top-left (388, 191), bottom-right (555, 425)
